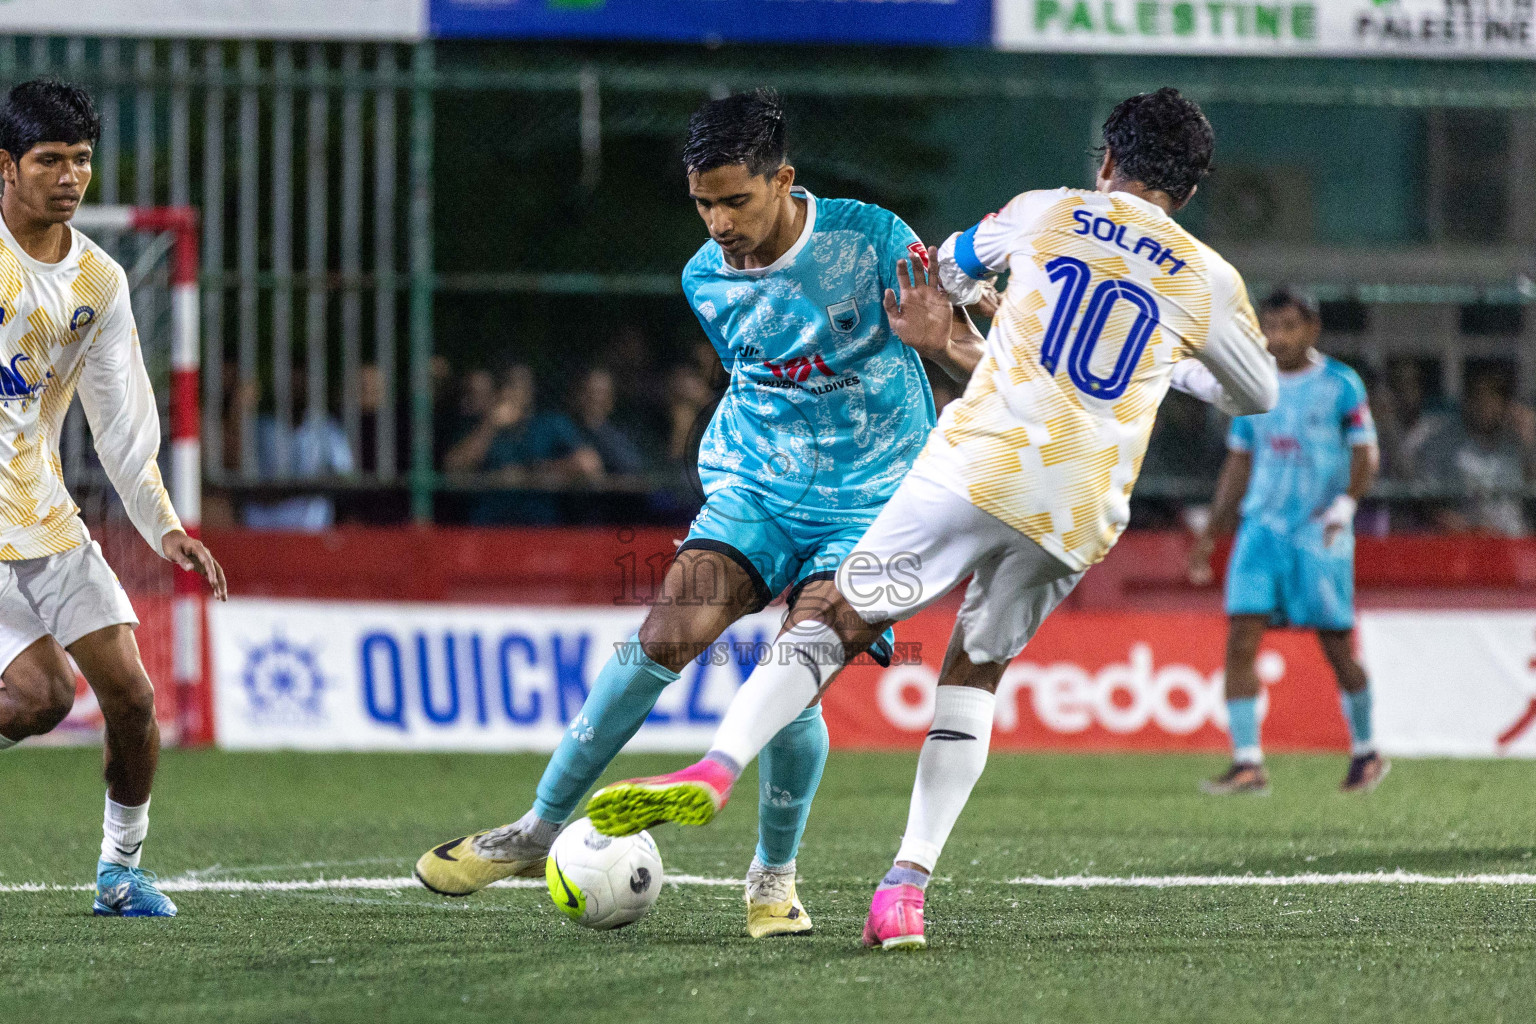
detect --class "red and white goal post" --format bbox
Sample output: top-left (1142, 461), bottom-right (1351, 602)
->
top-left (70, 205), bottom-right (210, 746)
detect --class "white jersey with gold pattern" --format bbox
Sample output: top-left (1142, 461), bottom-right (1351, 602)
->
top-left (928, 187), bottom-right (1277, 572)
top-left (0, 214), bottom-right (181, 561)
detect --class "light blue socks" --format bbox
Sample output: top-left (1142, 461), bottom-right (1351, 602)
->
top-left (754, 704), bottom-right (829, 869)
top-left (1226, 696), bottom-right (1262, 765)
top-left (1341, 686), bottom-right (1375, 755)
top-left (533, 635), bottom-right (680, 823)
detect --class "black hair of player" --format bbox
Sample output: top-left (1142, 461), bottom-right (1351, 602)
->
top-left (0, 78), bottom-right (101, 164)
top-left (682, 88), bottom-right (787, 179)
top-left (1260, 288), bottom-right (1320, 323)
top-left (1099, 87), bottom-right (1213, 204)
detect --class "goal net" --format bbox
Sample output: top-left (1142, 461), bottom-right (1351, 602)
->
top-left (44, 205), bottom-right (205, 747)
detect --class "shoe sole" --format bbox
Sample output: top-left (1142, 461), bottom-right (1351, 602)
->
top-left (1198, 782), bottom-right (1271, 796)
top-left (747, 921), bottom-right (815, 938)
top-left (92, 900), bottom-right (175, 917)
top-left (587, 780), bottom-right (720, 837)
top-left (880, 934), bottom-right (926, 950)
top-left (1341, 759), bottom-right (1392, 794)
top-left (413, 856), bottom-right (546, 898)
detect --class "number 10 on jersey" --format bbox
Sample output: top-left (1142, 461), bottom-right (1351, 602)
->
top-left (1040, 256), bottom-right (1161, 401)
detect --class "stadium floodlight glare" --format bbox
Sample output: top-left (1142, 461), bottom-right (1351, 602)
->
top-left (68, 204), bottom-right (208, 746)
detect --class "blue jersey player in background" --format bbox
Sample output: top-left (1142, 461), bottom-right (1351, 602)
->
top-left (1190, 290), bottom-right (1388, 796)
top-left (415, 89), bottom-right (982, 936)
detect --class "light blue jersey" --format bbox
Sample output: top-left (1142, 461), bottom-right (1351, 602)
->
top-left (683, 187), bottom-right (937, 525)
top-left (1225, 354), bottom-right (1376, 630)
top-left (1228, 355), bottom-right (1376, 535)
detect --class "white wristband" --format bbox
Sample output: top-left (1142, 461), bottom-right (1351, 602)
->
top-left (1319, 494), bottom-right (1358, 529)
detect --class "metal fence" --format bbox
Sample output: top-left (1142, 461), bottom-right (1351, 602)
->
top-left (9, 38), bottom-right (1536, 525)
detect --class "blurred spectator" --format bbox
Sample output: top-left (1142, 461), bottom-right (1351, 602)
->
top-left (1372, 360), bottom-right (1448, 480)
top-left (244, 364), bottom-right (353, 531)
top-left (600, 325), bottom-right (663, 425)
top-left (455, 364), bottom-right (603, 525)
top-left (665, 363), bottom-right (716, 464)
top-left (557, 367), bottom-right (645, 477)
top-left (219, 363), bottom-right (259, 474)
top-left (437, 367), bottom-right (497, 471)
top-left (358, 362), bottom-right (387, 476)
top-left (1417, 372), bottom-right (1535, 536)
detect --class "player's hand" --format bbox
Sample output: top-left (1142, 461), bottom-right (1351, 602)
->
top-left (884, 245), bottom-right (952, 362)
top-left (1315, 494), bottom-right (1357, 548)
top-left (162, 530), bottom-right (228, 601)
top-left (1187, 535), bottom-right (1216, 587)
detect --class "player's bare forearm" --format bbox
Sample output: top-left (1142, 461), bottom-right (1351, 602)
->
top-left (930, 308), bottom-right (984, 383)
top-left (1203, 450), bottom-right (1252, 540)
top-left (162, 529), bottom-right (228, 601)
top-left (1188, 450), bottom-right (1250, 585)
top-left (1347, 443), bottom-right (1379, 501)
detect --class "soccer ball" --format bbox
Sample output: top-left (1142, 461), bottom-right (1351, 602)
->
top-left (545, 817), bottom-right (663, 930)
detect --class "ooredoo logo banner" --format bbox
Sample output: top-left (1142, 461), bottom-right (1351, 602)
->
top-left (824, 610), bottom-right (1348, 752)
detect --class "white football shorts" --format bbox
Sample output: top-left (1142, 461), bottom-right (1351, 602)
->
top-left (0, 540), bottom-right (139, 674)
top-left (835, 468), bottom-right (1084, 665)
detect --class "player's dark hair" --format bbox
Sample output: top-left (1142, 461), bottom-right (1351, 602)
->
top-left (1100, 87), bottom-right (1213, 204)
top-left (1260, 288), bottom-right (1320, 323)
top-left (0, 78), bottom-right (101, 164)
top-left (682, 88), bottom-right (787, 178)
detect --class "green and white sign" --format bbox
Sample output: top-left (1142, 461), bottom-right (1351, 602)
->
top-left (996, 0), bottom-right (1536, 58)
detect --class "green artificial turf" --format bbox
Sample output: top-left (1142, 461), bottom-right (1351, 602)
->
top-left (3, 748), bottom-right (1534, 1023)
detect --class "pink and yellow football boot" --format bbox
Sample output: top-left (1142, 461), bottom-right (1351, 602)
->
top-left (862, 884), bottom-right (926, 951)
top-left (586, 759), bottom-right (735, 837)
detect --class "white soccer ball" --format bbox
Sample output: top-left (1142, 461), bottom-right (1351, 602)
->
top-left (544, 817), bottom-right (663, 930)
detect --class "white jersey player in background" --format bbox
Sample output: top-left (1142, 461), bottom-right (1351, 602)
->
top-left (585, 87), bottom-right (1279, 949)
top-left (0, 80), bottom-right (227, 917)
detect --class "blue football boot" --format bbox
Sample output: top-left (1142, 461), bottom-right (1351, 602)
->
top-left (93, 860), bottom-right (178, 917)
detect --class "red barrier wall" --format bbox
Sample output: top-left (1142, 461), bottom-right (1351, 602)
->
top-left (204, 526), bottom-right (1536, 610)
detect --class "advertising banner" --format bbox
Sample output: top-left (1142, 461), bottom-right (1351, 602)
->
top-left (0, 0), bottom-right (427, 40)
top-left (821, 609), bottom-right (1345, 752)
top-left (429, 0), bottom-right (992, 46)
top-left (1359, 611), bottom-right (1536, 757)
top-left (996, 1), bottom-right (1536, 59)
top-left (211, 598), bottom-right (790, 751)
top-left (210, 598), bottom-right (1351, 753)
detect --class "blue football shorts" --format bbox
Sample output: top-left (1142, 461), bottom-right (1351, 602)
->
top-left (1225, 519), bottom-right (1356, 631)
top-left (678, 486), bottom-right (896, 661)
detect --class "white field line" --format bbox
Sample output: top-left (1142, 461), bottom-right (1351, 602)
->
top-left (1007, 871), bottom-right (1536, 888)
top-left (0, 873), bottom-right (741, 894)
top-left (8, 870), bottom-right (1536, 895)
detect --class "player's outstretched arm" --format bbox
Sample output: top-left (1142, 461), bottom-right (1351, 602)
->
top-left (162, 530), bottom-right (229, 602)
top-left (1188, 449), bottom-right (1252, 586)
top-left (884, 245), bottom-right (982, 383)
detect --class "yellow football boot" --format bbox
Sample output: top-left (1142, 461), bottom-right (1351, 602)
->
top-left (414, 828), bottom-right (548, 897)
top-left (745, 863), bottom-right (813, 938)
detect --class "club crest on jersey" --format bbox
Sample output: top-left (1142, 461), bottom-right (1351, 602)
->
top-left (826, 298), bottom-right (859, 334)
top-left (70, 305), bottom-right (96, 332)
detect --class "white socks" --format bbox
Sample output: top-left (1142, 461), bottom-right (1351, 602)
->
top-left (102, 794), bottom-right (150, 868)
top-left (708, 620), bottom-right (845, 772)
top-left (894, 685), bottom-right (996, 873)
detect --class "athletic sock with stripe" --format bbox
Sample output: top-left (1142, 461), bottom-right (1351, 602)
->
top-left (893, 684), bottom-right (996, 874)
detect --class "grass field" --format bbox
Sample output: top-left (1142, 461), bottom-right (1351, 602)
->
top-left (4, 748), bottom-right (1536, 1023)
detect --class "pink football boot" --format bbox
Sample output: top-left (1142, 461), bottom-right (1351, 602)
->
top-left (862, 884), bottom-right (926, 950)
top-left (586, 758), bottom-right (735, 837)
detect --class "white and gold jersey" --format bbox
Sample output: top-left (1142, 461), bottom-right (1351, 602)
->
top-left (928, 187), bottom-right (1277, 572)
top-left (0, 214), bottom-right (181, 561)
